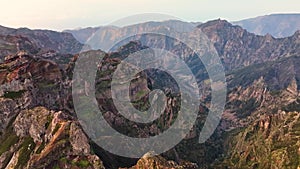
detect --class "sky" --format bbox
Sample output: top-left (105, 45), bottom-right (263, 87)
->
top-left (0, 0), bottom-right (299, 31)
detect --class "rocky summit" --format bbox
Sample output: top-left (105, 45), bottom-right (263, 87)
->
top-left (0, 16), bottom-right (300, 169)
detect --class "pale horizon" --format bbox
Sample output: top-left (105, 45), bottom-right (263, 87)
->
top-left (1, 0), bottom-right (299, 31)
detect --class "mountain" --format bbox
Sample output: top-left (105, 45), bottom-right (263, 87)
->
top-left (233, 14), bottom-right (300, 38)
top-left (0, 52), bottom-right (104, 169)
top-left (64, 20), bottom-right (198, 50)
top-left (0, 25), bottom-right (84, 61)
top-left (65, 19), bottom-right (300, 72)
top-left (216, 79), bottom-right (300, 169)
top-left (0, 34), bottom-right (38, 59)
top-left (198, 19), bottom-right (300, 70)
top-left (0, 18), bottom-right (300, 169)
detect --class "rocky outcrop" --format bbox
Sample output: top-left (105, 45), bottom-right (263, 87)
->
top-left (0, 106), bottom-right (104, 169)
top-left (218, 110), bottom-right (300, 169)
top-left (215, 79), bottom-right (300, 168)
top-left (121, 153), bottom-right (198, 169)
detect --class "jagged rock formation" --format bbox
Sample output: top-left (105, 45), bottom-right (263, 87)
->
top-left (0, 52), bottom-right (104, 169)
top-left (121, 154), bottom-right (198, 169)
top-left (219, 111), bottom-right (300, 169)
top-left (198, 19), bottom-right (300, 70)
top-left (1, 107), bottom-right (104, 169)
top-left (66, 19), bottom-right (300, 73)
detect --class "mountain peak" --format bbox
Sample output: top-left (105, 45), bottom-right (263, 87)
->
top-left (198, 19), bottom-right (233, 28)
top-left (294, 30), bottom-right (300, 36)
top-left (198, 19), bottom-right (245, 36)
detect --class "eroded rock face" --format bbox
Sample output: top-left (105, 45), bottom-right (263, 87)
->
top-left (215, 78), bottom-right (300, 168)
top-left (121, 154), bottom-right (198, 169)
top-left (14, 107), bottom-right (51, 142)
top-left (69, 122), bottom-right (91, 155)
top-left (198, 19), bottom-right (300, 70)
top-left (219, 110), bottom-right (300, 169)
top-left (2, 106), bottom-right (105, 169)
top-left (0, 52), bottom-right (104, 169)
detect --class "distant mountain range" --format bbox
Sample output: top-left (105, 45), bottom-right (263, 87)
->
top-left (65, 14), bottom-right (300, 48)
top-left (233, 14), bottom-right (300, 38)
top-left (0, 13), bottom-right (298, 59)
top-left (64, 20), bottom-right (198, 51)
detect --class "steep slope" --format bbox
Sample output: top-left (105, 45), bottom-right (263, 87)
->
top-left (198, 19), bottom-right (300, 70)
top-left (217, 83), bottom-right (300, 168)
top-left (64, 20), bottom-right (197, 50)
top-left (121, 154), bottom-right (198, 169)
top-left (0, 35), bottom-right (38, 61)
top-left (219, 111), bottom-right (300, 169)
top-left (0, 26), bottom-right (83, 54)
top-left (233, 14), bottom-right (300, 38)
top-left (211, 54), bottom-right (300, 168)
top-left (227, 55), bottom-right (300, 90)
top-left (0, 107), bottom-right (104, 169)
top-left (0, 52), bottom-right (104, 169)
top-left (67, 19), bottom-right (300, 72)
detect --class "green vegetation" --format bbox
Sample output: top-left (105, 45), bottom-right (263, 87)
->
top-left (0, 132), bottom-right (19, 156)
top-left (60, 157), bottom-right (91, 168)
top-left (37, 82), bottom-right (57, 89)
top-left (53, 165), bottom-right (61, 169)
top-left (52, 124), bottom-right (61, 135)
top-left (219, 112), bottom-right (300, 169)
top-left (135, 90), bottom-right (148, 99)
top-left (45, 115), bottom-right (53, 129)
top-left (0, 116), bottom-right (19, 156)
top-left (15, 137), bottom-right (36, 169)
top-left (3, 90), bottom-right (25, 99)
top-left (282, 98), bottom-right (300, 112)
top-left (36, 141), bottom-right (46, 154)
top-left (76, 159), bottom-right (91, 168)
top-left (235, 98), bottom-right (259, 118)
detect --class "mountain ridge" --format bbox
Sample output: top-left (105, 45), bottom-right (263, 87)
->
top-left (233, 13), bottom-right (300, 38)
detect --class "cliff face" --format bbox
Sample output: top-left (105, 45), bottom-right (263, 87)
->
top-left (1, 107), bottom-right (104, 169)
top-left (0, 52), bottom-right (104, 169)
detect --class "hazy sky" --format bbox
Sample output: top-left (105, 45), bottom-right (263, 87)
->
top-left (1, 0), bottom-right (299, 31)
